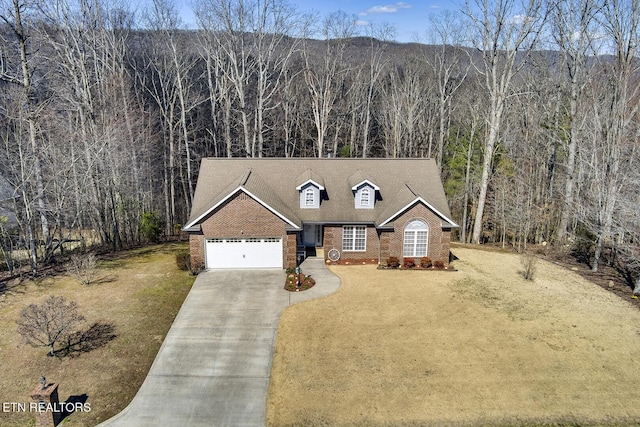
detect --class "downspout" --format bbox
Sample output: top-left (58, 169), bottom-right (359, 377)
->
top-left (377, 227), bottom-right (382, 266)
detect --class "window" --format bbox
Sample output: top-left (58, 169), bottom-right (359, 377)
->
top-left (343, 226), bottom-right (366, 251)
top-left (355, 185), bottom-right (375, 209)
top-left (403, 220), bottom-right (428, 257)
top-left (305, 187), bottom-right (315, 206)
top-left (360, 188), bottom-right (370, 206)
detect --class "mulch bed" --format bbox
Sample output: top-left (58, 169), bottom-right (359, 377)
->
top-left (284, 274), bottom-right (315, 292)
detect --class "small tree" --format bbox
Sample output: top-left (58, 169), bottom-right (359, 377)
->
top-left (140, 211), bottom-right (164, 243)
top-left (521, 253), bottom-right (538, 281)
top-left (67, 253), bottom-right (97, 285)
top-left (17, 295), bottom-right (85, 356)
top-left (0, 215), bottom-right (15, 276)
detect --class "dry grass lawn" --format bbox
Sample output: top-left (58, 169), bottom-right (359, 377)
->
top-left (0, 243), bottom-right (194, 427)
top-left (267, 246), bottom-right (640, 426)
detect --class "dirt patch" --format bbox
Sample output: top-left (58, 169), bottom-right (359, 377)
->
top-left (0, 244), bottom-right (194, 427)
top-left (267, 247), bottom-right (640, 426)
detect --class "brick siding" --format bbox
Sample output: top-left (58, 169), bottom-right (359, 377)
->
top-left (322, 225), bottom-right (380, 264)
top-left (189, 234), bottom-right (205, 271)
top-left (384, 203), bottom-right (451, 266)
top-left (191, 192), bottom-right (294, 269)
top-left (189, 193), bottom-right (451, 269)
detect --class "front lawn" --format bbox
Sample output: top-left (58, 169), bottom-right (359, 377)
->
top-left (0, 244), bottom-right (194, 427)
top-left (267, 247), bottom-right (640, 426)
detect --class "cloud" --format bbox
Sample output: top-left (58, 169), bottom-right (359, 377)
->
top-left (510, 14), bottom-right (527, 24)
top-left (361, 2), bottom-right (411, 16)
top-left (356, 20), bottom-right (371, 26)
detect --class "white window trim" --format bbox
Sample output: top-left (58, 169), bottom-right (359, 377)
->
top-left (342, 225), bottom-right (367, 252)
top-left (403, 220), bottom-right (429, 257)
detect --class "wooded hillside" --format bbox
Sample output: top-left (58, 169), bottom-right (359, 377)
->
top-left (0, 0), bottom-right (638, 290)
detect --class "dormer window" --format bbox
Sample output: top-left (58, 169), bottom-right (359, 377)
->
top-left (298, 182), bottom-right (321, 209)
top-left (305, 187), bottom-right (315, 206)
top-left (349, 172), bottom-right (379, 210)
top-left (354, 183), bottom-right (377, 209)
top-left (296, 169), bottom-right (325, 209)
top-left (360, 188), bottom-right (370, 206)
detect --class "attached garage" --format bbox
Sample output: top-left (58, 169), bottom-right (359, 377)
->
top-left (205, 237), bottom-right (283, 269)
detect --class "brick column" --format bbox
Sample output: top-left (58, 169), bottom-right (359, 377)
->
top-left (30, 379), bottom-right (59, 427)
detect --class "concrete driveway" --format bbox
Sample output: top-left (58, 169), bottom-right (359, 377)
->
top-left (97, 257), bottom-right (339, 427)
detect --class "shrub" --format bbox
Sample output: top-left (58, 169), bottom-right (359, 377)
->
top-left (67, 253), bottom-right (98, 285)
top-left (420, 257), bottom-right (432, 268)
top-left (17, 295), bottom-right (85, 357)
top-left (521, 253), bottom-right (538, 281)
top-left (387, 256), bottom-right (400, 268)
top-left (403, 257), bottom-right (416, 269)
top-left (140, 211), bottom-right (164, 243)
top-left (433, 260), bottom-right (445, 269)
top-left (175, 251), bottom-right (191, 271)
top-left (571, 223), bottom-right (595, 265)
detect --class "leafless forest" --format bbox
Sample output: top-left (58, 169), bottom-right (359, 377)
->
top-left (0, 0), bottom-right (638, 289)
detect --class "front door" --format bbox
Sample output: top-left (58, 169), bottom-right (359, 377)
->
top-left (303, 224), bottom-right (323, 247)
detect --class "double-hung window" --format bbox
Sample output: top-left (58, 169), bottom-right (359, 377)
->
top-left (343, 226), bottom-right (366, 251)
top-left (403, 220), bottom-right (428, 257)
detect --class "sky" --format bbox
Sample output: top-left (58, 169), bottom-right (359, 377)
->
top-left (169, 0), bottom-right (461, 44)
top-left (286, 0), bottom-right (460, 43)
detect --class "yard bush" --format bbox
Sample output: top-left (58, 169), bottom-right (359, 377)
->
top-left (433, 260), bottom-right (445, 269)
top-left (420, 257), bottom-right (432, 268)
top-left (175, 250), bottom-right (191, 271)
top-left (140, 211), bottom-right (164, 243)
top-left (387, 256), bottom-right (400, 268)
top-left (67, 253), bottom-right (98, 285)
top-left (403, 258), bottom-right (416, 269)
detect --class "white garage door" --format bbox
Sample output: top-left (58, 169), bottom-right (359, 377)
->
top-left (205, 237), bottom-right (283, 269)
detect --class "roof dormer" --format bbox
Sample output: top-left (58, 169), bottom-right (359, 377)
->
top-left (349, 171), bottom-right (379, 209)
top-left (296, 169), bottom-right (325, 209)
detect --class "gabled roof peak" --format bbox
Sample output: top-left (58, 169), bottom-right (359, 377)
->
top-left (295, 168), bottom-right (325, 190)
top-left (349, 170), bottom-right (380, 191)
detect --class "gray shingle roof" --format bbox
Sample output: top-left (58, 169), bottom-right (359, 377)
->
top-left (295, 168), bottom-right (325, 190)
top-left (185, 158), bottom-right (457, 229)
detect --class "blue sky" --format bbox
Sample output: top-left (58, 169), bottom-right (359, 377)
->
top-left (290, 0), bottom-right (460, 43)
top-left (168, 0), bottom-right (461, 43)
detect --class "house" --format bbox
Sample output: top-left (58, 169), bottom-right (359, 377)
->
top-left (183, 158), bottom-right (458, 270)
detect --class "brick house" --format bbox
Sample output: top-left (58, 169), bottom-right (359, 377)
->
top-left (183, 158), bottom-right (458, 270)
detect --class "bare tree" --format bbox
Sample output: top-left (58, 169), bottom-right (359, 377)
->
top-left (378, 59), bottom-right (430, 158)
top-left (17, 295), bottom-right (86, 356)
top-left (577, 0), bottom-right (639, 272)
top-left (465, 0), bottom-right (547, 244)
top-left (0, 0), bottom-right (52, 273)
top-left (551, 0), bottom-right (598, 243)
top-left (146, 0), bottom-right (201, 206)
top-left (357, 24), bottom-right (394, 158)
top-left (301, 11), bottom-right (357, 157)
top-left (422, 11), bottom-right (470, 170)
top-left (67, 253), bottom-right (98, 285)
